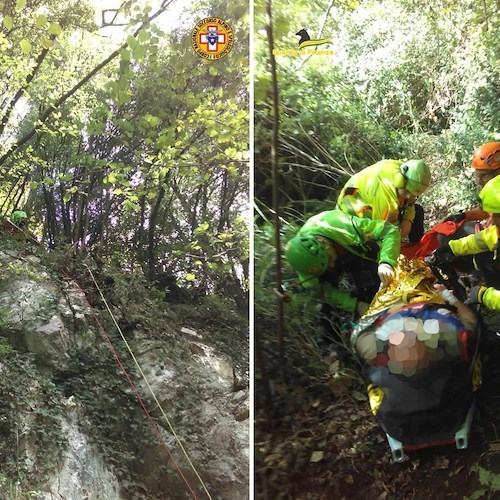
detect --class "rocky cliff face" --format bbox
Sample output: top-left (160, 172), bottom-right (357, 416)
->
top-left (0, 239), bottom-right (249, 499)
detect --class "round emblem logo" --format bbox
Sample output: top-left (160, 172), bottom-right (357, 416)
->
top-left (191, 18), bottom-right (234, 60)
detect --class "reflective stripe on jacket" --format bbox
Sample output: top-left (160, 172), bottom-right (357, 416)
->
top-left (449, 225), bottom-right (498, 256)
top-left (449, 225), bottom-right (500, 310)
top-left (482, 286), bottom-right (500, 310)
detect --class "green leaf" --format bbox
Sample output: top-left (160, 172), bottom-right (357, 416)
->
top-left (132, 44), bottom-right (146, 60)
top-left (225, 147), bottom-right (238, 158)
top-left (15, 0), bottom-right (26, 11)
top-left (209, 66), bottom-right (218, 76)
top-left (124, 199), bottom-right (140, 211)
top-left (63, 193), bottom-right (72, 203)
top-left (47, 22), bottom-right (62, 36)
top-left (186, 273), bottom-right (196, 282)
top-left (138, 29), bottom-right (150, 43)
top-left (36, 14), bottom-right (48, 27)
top-left (41, 37), bottom-right (53, 49)
top-left (20, 38), bottom-right (32, 54)
top-left (3, 15), bottom-right (13, 30)
top-left (126, 35), bottom-right (138, 49)
top-left (145, 114), bottom-right (161, 127)
top-left (121, 48), bottom-right (131, 61)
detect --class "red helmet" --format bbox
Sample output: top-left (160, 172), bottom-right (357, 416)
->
top-left (471, 142), bottom-right (500, 170)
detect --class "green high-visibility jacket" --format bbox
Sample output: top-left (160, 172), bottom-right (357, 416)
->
top-left (11, 210), bottom-right (27, 226)
top-left (336, 159), bottom-right (415, 225)
top-left (449, 224), bottom-right (498, 256)
top-left (294, 209), bottom-right (401, 312)
top-left (449, 224), bottom-right (500, 310)
top-left (482, 287), bottom-right (500, 310)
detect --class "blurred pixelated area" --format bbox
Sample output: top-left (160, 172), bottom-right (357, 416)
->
top-left (255, 307), bottom-right (500, 499)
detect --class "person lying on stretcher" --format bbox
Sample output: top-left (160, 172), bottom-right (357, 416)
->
top-left (351, 256), bottom-right (477, 370)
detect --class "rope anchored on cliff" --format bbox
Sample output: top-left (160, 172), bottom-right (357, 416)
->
top-left (62, 265), bottom-right (213, 500)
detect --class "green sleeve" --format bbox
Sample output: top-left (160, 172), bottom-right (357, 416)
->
top-left (296, 273), bottom-right (320, 289)
top-left (354, 217), bottom-right (401, 267)
top-left (293, 276), bottom-right (357, 313)
top-left (323, 283), bottom-right (357, 313)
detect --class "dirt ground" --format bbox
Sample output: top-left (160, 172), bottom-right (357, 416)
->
top-left (255, 317), bottom-right (500, 500)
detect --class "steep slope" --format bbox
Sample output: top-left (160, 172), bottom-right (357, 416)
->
top-left (0, 235), bottom-right (249, 499)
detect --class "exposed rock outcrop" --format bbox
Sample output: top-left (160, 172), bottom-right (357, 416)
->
top-left (0, 244), bottom-right (249, 499)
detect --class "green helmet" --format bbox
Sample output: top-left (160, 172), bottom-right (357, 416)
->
top-left (285, 235), bottom-right (328, 276)
top-left (479, 175), bottom-right (500, 213)
top-left (401, 159), bottom-right (431, 196)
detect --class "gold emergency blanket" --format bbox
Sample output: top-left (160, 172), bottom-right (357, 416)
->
top-left (363, 255), bottom-right (446, 318)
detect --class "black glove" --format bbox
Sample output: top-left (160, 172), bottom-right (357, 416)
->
top-left (465, 285), bottom-right (486, 306)
top-left (427, 243), bottom-right (455, 266)
top-left (443, 212), bottom-right (466, 224)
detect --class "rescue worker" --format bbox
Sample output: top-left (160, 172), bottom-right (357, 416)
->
top-left (445, 141), bottom-right (500, 223)
top-left (284, 209), bottom-right (401, 315)
top-left (11, 208), bottom-right (28, 229)
top-left (432, 175), bottom-right (500, 310)
top-left (336, 159), bottom-right (431, 243)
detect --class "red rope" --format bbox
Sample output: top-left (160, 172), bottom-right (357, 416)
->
top-left (61, 269), bottom-right (200, 499)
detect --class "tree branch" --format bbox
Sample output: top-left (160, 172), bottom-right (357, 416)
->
top-left (265, 0), bottom-right (286, 380)
top-left (0, 35), bottom-right (56, 138)
top-left (0, 0), bottom-right (175, 170)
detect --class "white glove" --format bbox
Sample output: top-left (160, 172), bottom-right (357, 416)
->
top-left (377, 263), bottom-right (394, 287)
top-left (438, 288), bottom-right (459, 305)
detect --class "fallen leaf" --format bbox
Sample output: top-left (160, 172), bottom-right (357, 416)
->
top-left (434, 456), bottom-right (450, 470)
top-left (329, 379), bottom-right (349, 397)
top-left (327, 421), bottom-right (339, 433)
top-left (352, 390), bottom-right (367, 401)
top-left (329, 360), bottom-right (340, 373)
top-left (310, 450), bottom-right (324, 463)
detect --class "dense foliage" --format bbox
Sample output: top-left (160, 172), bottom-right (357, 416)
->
top-left (0, 0), bottom-right (249, 310)
top-left (255, 0), bottom-right (498, 212)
